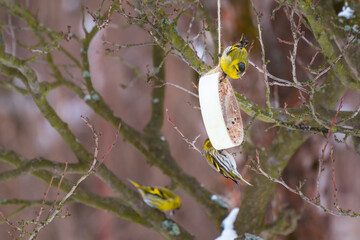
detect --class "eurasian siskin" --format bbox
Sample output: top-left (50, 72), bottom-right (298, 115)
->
top-left (128, 179), bottom-right (181, 211)
top-left (203, 139), bottom-right (251, 185)
top-left (220, 34), bottom-right (249, 79)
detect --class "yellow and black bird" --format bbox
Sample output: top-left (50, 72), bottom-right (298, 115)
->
top-left (220, 34), bottom-right (249, 79)
top-left (129, 179), bottom-right (181, 211)
top-left (203, 139), bottom-right (251, 185)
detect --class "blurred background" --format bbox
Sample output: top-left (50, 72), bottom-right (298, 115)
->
top-left (0, 0), bottom-right (360, 239)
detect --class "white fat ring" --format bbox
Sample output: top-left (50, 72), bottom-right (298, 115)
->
top-left (199, 72), bottom-right (243, 150)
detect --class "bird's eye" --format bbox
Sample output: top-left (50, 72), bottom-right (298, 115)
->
top-left (237, 62), bottom-right (246, 73)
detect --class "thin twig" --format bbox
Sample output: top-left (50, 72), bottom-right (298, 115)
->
top-left (0, 211), bottom-right (23, 233)
top-left (308, 87), bottom-right (329, 128)
top-left (330, 145), bottom-right (339, 209)
top-left (103, 40), bottom-right (155, 52)
top-left (251, 1), bottom-right (272, 115)
top-left (166, 109), bottom-right (202, 155)
top-left (7, 14), bottom-right (16, 56)
top-left (311, 53), bottom-right (344, 84)
top-left (159, 82), bottom-right (199, 98)
top-left (315, 97), bottom-right (343, 201)
top-left (35, 173), bottom-right (55, 223)
top-left (28, 116), bottom-right (101, 240)
top-left (50, 162), bottom-right (68, 214)
top-left (248, 59), bottom-right (307, 92)
top-left (337, 104), bottom-right (360, 124)
top-left (283, 102), bottom-right (294, 117)
top-left (99, 122), bottom-right (121, 167)
top-left (286, 2), bottom-right (306, 103)
top-left (251, 150), bottom-right (360, 217)
top-left (186, 1), bottom-right (200, 41)
top-left (310, 33), bottom-right (356, 84)
top-left (308, 51), bottom-right (320, 67)
top-left (217, 0), bottom-right (221, 56)
top-left (300, 33), bottom-right (320, 50)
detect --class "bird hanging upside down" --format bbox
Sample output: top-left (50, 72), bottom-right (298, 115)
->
top-left (220, 34), bottom-right (249, 79)
top-left (203, 139), bottom-right (251, 185)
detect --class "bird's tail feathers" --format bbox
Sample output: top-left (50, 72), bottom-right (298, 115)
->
top-left (233, 171), bottom-right (252, 186)
top-left (239, 34), bottom-right (249, 48)
top-left (128, 179), bottom-right (141, 189)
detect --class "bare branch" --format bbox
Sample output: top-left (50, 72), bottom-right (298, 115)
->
top-left (251, 150), bottom-right (360, 218)
top-left (330, 145), bottom-right (339, 209)
top-left (315, 98), bottom-right (343, 200)
top-left (166, 109), bottom-right (202, 155)
top-left (28, 116), bottom-right (101, 239)
top-left (251, 1), bottom-right (272, 115)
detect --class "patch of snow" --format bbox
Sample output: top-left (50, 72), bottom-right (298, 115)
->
top-left (193, 43), bottom-right (206, 62)
top-left (215, 208), bottom-right (239, 240)
top-left (338, 2), bottom-right (354, 19)
top-left (211, 195), bottom-right (229, 209)
top-left (79, 14), bottom-right (96, 38)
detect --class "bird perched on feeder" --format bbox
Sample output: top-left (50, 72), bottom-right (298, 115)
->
top-left (220, 34), bottom-right (249, 79)
top-left (203, 139), bottom-right (251, 185)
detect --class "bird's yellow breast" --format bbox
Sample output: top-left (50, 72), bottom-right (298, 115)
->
top-left (220, 45), bottom-right (248, 79)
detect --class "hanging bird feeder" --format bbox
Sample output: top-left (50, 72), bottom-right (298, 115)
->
top-left (199, 71), bottom-right (244, 150)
